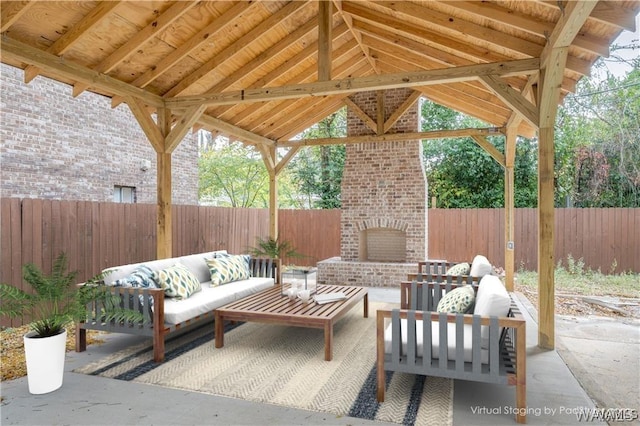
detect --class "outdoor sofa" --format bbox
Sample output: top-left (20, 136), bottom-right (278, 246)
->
top-left (76, 250), bottom-right (280, 362)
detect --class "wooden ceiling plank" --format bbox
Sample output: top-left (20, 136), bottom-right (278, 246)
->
top-left (260, 58), bottom-right (370, 139)
top-left (210, 38), bottom-right (360, 125)
top-left (0, 0), bottom-right (33, 33)
top-left (1, 36), bottom-right (164, 108)
top-left (538, 0), bottom-right (638, 31)
top-left (354, 19), bottom-right (471, 67)
top-left (374, 1), bottom-right (545, 58)
top-left (383, 90), bottom-right (421, 133)
top-left (244, 22), bottom-right (349, 93)
top-left (333, 0), bottom-right (380, 73)
top-left (444, 1), bottom-right (609, 57)
top-left (203, 16), bottom-right (319, 96)
top-left (165, 58), bottom-right (539, 109)
top-left (479, 75), bottom-right (539, 129)
top-left (318, 0), bottom-right (333, 81)
top-left (163, 1), bottom-right (307, 99)
top-left (343, 2), bottom-right (509, 64)
top-left (73, 1), bottom-right (197, 96)
top-left (111, 1), bottom-right (258, 107)
top-left (24, 1), bottom-right (122, 83)
top-left (264, 60), bottom-right (370, 140)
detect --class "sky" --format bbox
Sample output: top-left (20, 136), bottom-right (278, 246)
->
top-left (600, 15), bottom-right (640, 78)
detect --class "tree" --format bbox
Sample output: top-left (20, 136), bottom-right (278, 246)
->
top-left (289, 109), bottom-right (346, 208)
top-left (198, 141), bottom-right (269, 207)
top-left (421, 99), bottom-right (538, 208)
top-left (555, 56), bottom-right (640, 207)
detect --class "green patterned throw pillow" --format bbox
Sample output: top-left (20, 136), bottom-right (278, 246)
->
top-left (153, 263), bottom-right (201, 299)
top-left (436, 285), bottom-right (475, 314)
top-left (206, 255), bottom-right (251, 286)
top-left (446, 262), bottom-right (470, 276)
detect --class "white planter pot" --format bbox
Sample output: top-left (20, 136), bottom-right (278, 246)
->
top-left (23, 329), bottom-right (67, 394)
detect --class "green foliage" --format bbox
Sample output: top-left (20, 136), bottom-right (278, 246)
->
top-left (290, 110), bottom-right (346, 208)
top-left (198, 141), bottom-right (270, 207)
top-left (0, 253), bottom-right (143, 337)
top-left (555, 59), bottom-right (640, 207)
top-left (421, 100), bottom-right (538, 208)
top-left (249, 237), bottom-right (303, 260)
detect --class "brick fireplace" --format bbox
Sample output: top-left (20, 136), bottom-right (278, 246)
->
top-left (318, 88), bottom-right (427, 287)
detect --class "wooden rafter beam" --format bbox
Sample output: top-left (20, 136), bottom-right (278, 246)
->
top-left (543, 1), bottom-right (599, 51)
top-left (73, 1), bottom-right (197, 97)
top-left (444, 0), bottom-right (609, 57)
top-left (198, 115), bottom-right (276, 147)
top-left (24, 1), bottom-right (122, 83)
top-left (333, 0), bottom-right (380, 74)
top-left (165, 58), bottom-right (539, 109)
top-left (125, 96), bottom-right (164, 152)
top-left (278, 127), bottom-right (504, 147)
top-left (538, 0), bottom-right (638, 32)
top-left (318, 0), bottom-right (333, 81)
top-left (471, 135), bottom-right (505, 167)
top-left (343, 97), bottom-right (377, 132)
top-left (344, 1), bottom-right (591, 76)
top-left (162, 1), bottom-right (307, 99)
top-left (202, 16), bottom-right (319, 97)
top-left (209, 29), bottom-right (355, 125)
top-left (0, 37), bottom-right (164, 108)
top-left (0, 0), bottom-right (33, 32)
top-left (384, 90), bottom-right (421, 133)
top-left (111, 1), bottom-right (257, 107)
top-left (479, 75), bottom-right (539, 129)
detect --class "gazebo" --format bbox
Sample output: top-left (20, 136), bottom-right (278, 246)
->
top-left (2, 0), bottom-right (638, 350)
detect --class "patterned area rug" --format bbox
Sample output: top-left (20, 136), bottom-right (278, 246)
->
top-left (74, 302), bottom-right (453, 426)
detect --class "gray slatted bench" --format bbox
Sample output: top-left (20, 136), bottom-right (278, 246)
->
top-left (376, 280), bottom-right (527, 424)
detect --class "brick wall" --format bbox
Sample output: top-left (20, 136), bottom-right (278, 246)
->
top-left (0, 64), bottom-right (198, 204)
top-left (341, 88), bottom-right (427, 263)
top-left (318, 88), bottom-right (428, 288)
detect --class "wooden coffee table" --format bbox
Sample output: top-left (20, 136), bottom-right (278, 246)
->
top-left (214, 285), bottom-right (368, 361)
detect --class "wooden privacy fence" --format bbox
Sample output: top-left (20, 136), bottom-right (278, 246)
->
top-left (1, 198), bottom-right (638, 293)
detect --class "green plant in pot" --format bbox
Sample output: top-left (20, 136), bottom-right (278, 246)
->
top-left (249, 236), bottom-right (304, 261)
top-left (0, 252), bottom-right (142, 394)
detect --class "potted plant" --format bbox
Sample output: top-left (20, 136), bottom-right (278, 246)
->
top-left (0, 252), bottom-right (142, 394)
top-left (249, 236), bottom-right (304, 262)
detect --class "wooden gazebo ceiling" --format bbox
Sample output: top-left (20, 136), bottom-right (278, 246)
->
top-left (2, 1), bottom-right (638, 145)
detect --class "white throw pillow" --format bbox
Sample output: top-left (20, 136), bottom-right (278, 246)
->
top-left (470, 255), bottom-right (493, 277)
top-left (473, 275), bottom-right (511, 348)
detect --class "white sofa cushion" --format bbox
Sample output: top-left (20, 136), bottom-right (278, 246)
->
top-left (163, 277), bottom-right (274, 324)
top-left (473, 275), bottom-right (511, 348)
top-left (179, 250), bottom-right (228, 283)
top-left (384, 319), bottom-right (489, 364)
top-left (469, 255), bottom-right (493, 277)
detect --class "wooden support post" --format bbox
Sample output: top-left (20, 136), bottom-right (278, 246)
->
top-left (537, 47), bottom-right (568, 350)
top-left (267, 146), bottom-right (278, 240)
top-left (318, 0), bottom-right (332, 81)
top-left (157, 107), bottom-right (173, 260)
top-left (504, 122), bottom-right (518, 291)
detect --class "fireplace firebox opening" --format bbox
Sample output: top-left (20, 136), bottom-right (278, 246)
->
top-left (359, 227), bottom-right (407, 262)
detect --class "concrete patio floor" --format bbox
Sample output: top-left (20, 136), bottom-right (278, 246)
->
top-left (2, 288), bottom-right (638, 425)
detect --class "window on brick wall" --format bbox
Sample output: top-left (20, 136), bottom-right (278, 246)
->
top-left (114, 186), bottom-right (136, 203)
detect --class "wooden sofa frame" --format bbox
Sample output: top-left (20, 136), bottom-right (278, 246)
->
top-left (76, 257), bottom-right (280, 362)
top-left (377, 281), bottom-right (527, 424)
